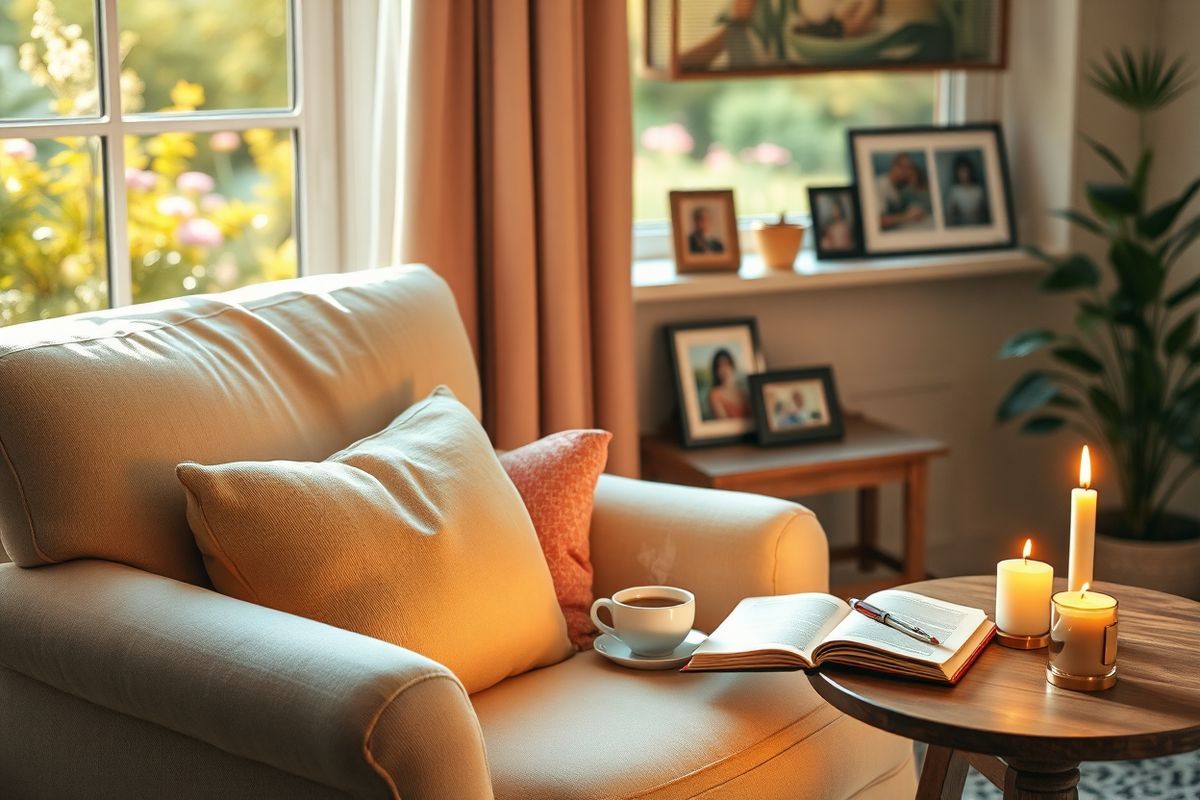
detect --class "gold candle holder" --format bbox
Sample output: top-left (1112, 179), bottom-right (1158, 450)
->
top-left (1045, 588), bottom-right (1118, 692)
top-left (996, 630), bottom-right (1050, 650)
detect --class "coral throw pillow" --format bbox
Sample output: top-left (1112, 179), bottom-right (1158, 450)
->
top-left (176, 387), bottom-right (572, 694)
top-left (500, 430), bottom-right (612, 649)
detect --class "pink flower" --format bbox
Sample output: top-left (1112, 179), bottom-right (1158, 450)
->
top-left (157, 195), bottom-right (196, 218)
top-left (209, 131), bottom-right (240, 153)
top-left (703, 144), bottom-right (735, 171)
top-left (124, 168), bottom-right (157, 191)
top-left (176, 218), bottom-right (224, 248)
top-left (640, 123), bottom-right (694, 156)
top-left (4, 138), bottom-right (36, 160)
top-left (200, 193), bottom-right (227, 213)
top-left (177, 171), bottom-right (215, 194)
top-left (741, 142), bottom-right (792, 166)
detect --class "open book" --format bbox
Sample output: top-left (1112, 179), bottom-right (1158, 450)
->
top-left (683, 589), bottom-right (995, 684)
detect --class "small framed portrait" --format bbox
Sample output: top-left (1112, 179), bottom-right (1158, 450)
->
top-left (665, 318), bottom-right (764, 447)
top-left (848, 124), bottom-right (1016, 258)
top-left (749, 367), bottom-right (844, 446)
top-left (669, 189), bottom-right (741, 274)
top-left (808, 186), bottom-right (864, 259)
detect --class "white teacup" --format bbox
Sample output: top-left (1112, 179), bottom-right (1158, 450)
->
top-left (590, 585), bottom-right (695, 657)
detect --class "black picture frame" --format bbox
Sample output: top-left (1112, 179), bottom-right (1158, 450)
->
top-left (749, 367), bottom-right (844, 446)
top-left (808, 185), bottom-right (865, 260)
top-left (847, 123), bottom-right (1018, 258)
top-left (664, 318), bottom-right (765, 448)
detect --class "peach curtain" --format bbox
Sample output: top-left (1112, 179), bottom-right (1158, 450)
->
top-left (397, 0), bottom-right (639, 477)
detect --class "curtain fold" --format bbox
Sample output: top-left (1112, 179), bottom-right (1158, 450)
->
top-left (391, 0), bottom-right (639, 476)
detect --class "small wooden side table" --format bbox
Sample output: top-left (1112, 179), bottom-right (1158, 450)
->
top-left (808, 575), bottom-right (1200, 799)
top-left (641, 416), bottom-right (947, 597)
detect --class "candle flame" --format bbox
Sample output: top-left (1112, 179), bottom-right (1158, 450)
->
top-left (1022, 538), bottom-right (1032, 560)
top-left (1081, 581), bottom-right (1090, 599)
top-left (1080, 445), bottom-right (1092, 489)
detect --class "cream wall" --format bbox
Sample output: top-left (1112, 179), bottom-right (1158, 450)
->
top-left (633, 0), bottom-right (1193, 573)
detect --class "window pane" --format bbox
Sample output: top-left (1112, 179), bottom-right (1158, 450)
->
top-left (127, 128), bottom-right (296, 303)
top-left (118, 0), bottom-right (291, 114)
top-left (629, 2), bottom-right (937, 222)
top-left (0, 135), bottom-right (107, 325)
top-left (0, 0), bottom-right (101, 119)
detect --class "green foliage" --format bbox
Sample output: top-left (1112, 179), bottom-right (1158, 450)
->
top-left (998, 47), bottom-right (1200, 540)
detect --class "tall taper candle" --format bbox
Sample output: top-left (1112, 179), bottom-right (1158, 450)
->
top-left (1068, 445), bottom-right (1097, 592)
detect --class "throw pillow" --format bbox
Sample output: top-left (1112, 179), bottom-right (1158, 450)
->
top-left (500, 430), bottom-right (612, 649)
top-left (177, 386), bottom-right (572, 694)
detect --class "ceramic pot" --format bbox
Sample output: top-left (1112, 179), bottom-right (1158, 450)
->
top-left (754, 220), bottom-right (806, 271)
top-left (1095, 511), bottom-right (1200, 599)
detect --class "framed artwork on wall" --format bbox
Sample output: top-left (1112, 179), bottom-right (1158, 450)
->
top-left (642, 0), bottom-right (1008, 80)
top-left (848, 123), bottom-right (1017, 258)
top-left (749, 366), bottom-right (845, 445)
top-left (665, 318), bottom-right (764, 447)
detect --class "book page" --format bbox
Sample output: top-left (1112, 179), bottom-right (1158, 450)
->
top-left (816, 589), bottom-right (986, 666)
top-left (690, 593), bottom-right (850, 664)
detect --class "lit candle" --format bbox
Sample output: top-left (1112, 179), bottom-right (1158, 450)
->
top-left (996, 538), bottom-right (1054, 635)
top-left (1068, 446), bottom-right (1097, 592)
top-left (1049, 583), bottom-right (1118, 680)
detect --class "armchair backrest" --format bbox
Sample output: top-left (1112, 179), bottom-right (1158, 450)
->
top-left (0, 265), bottom-right (480, 584)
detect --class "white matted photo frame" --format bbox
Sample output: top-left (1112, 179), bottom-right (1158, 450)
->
top-left (848, 123), bottom-right (1016, 258)
top-left (665, 318), bottom-right (764, 447)
top-left (748, 366), bottom-right (844, 446)
top-left (669, 189), bottom-right (742, 274)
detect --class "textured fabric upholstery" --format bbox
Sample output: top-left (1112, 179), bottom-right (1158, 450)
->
top-left (473, 652), bottom-right (915, 800)
top-left (0, 265), bottom-right (480, 584)
top-left (178, 387), bottom-right (572, 695)
top-left (0, 561), bottom-right (494, 799)
top-left (590, 474), bottom-right (830, 633)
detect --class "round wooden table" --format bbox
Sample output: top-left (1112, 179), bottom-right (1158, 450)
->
top-left (807, 576), bottom-right (1200, 800)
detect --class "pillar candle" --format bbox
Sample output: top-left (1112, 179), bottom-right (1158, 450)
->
top-left (996, 538), bottom-right (1053, 635)
top-left (1068, 446), bottom-right (1097, 592)
top-left (1049, 585), bottom-right (1118, 678)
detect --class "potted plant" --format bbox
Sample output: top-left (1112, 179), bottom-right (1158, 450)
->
top-left (996, 48), bottom-right (1200, 598)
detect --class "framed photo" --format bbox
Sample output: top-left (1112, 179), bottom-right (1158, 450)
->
top-left (643, 0), bottom-right (1008, 80)
top-left (749, 367), bottom-right (844, 446)
top-left (848, 123), bottom-right (1017, 258)
top-left (665, 318), bottom-right (764, 447)
top-left (808, 186), bottom-right (864, 260)
top-left (669, 189), bottom-right (742, 274)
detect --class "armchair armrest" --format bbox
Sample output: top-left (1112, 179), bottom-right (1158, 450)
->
top-left (590, 475), bottom-right (829, 632)
top-left (0, 560), bottom-right (493, 800)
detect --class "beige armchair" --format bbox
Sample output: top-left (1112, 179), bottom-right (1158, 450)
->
top-left (0, 266), bottom-right (913, 799)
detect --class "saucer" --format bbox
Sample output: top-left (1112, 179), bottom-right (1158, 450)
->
top-left (593, 629), bottom-right (707, 671)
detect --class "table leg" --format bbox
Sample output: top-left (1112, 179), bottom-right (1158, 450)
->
top-left (903, 460), bottom-right (929, 582)
top-left (1003, 757), bottom-right (1080, 799)
top-left (916, 745), bottom-right (968, 799)
top-left (857, 486), bottom-right (879, 570)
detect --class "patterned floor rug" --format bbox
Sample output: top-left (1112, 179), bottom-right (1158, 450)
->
top-left (961, 752), bottom-right (1200, 799)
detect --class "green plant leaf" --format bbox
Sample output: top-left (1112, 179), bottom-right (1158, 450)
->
top-left (1052, 346), bottom-right (1104, 374)
top-left (998, 329), bottom-right (1056, 358)
top-left (1109, 239), bottom-right (1163, 305)
top-left (1138, 177), bottom-right (1200, 239)
top-left (1167, 275), bottom-right (1200, 308)
top-left (1077, 300), bottom-right (1113, 331)
top-left (1188, 341), bottom-right (1200, 364)
top-left (1086, 182), bottom-right (1140, 217)
top-left (1132, 149), bottom-right (1154, 198)
top-left (997, 371), bottom-right (1060, 423)
top-left (1130, 347), bottom-right (1165, 409)
top-left (1050, 208), bottom-right (1106, 237)
top-left (1080, 134), bottom-right (1128, 179)
top-left (1041, 254), bottom-right (1101, 291)
top-left (1023, 243), bottom-right (1059, 265)
top-left (1090, 47), bottom-right (1193, 111)
top-left (1021, 415), bottom-right (1066, 434)
top-left (1087, 386), bottom-right (1122, 427)
top-left (1165, 314), bottom-right (1197, 355)
top-left (1049, 394), bottom-right (1083, 410)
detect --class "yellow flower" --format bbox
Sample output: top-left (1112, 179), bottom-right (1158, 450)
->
top-left (169, 80), bottom-right (205, 111)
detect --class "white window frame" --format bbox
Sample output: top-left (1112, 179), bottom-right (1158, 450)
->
top-left (632, 70), bottom-right (980, 262)
top-left (0, 0), bottom-right (342, 308)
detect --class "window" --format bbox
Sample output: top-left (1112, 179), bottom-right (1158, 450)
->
top-left (629, 2), bottom-right (943, 254)
top-left (0, 0), bottom-right (338, 326)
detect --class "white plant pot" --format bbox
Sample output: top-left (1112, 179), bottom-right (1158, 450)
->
top-left (1094, 534), bottom-right (1200, 600)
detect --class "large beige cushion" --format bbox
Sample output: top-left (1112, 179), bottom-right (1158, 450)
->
top-left (177, 387), bottom-right (572, 695)
top-left (0, 265), bottom-right (479, 585)
top-left (472, 653), bottom-right (915, 800)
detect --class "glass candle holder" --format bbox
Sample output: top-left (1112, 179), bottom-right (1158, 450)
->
top-left (1046, 588), bottom-right (1118, 691)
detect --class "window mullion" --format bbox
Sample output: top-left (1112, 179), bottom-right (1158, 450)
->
top-left (99, 0), bottom-right (132, 308)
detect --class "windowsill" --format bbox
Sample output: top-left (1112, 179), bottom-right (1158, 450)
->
top-left (632, 248), bottom-right (1045, 304)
